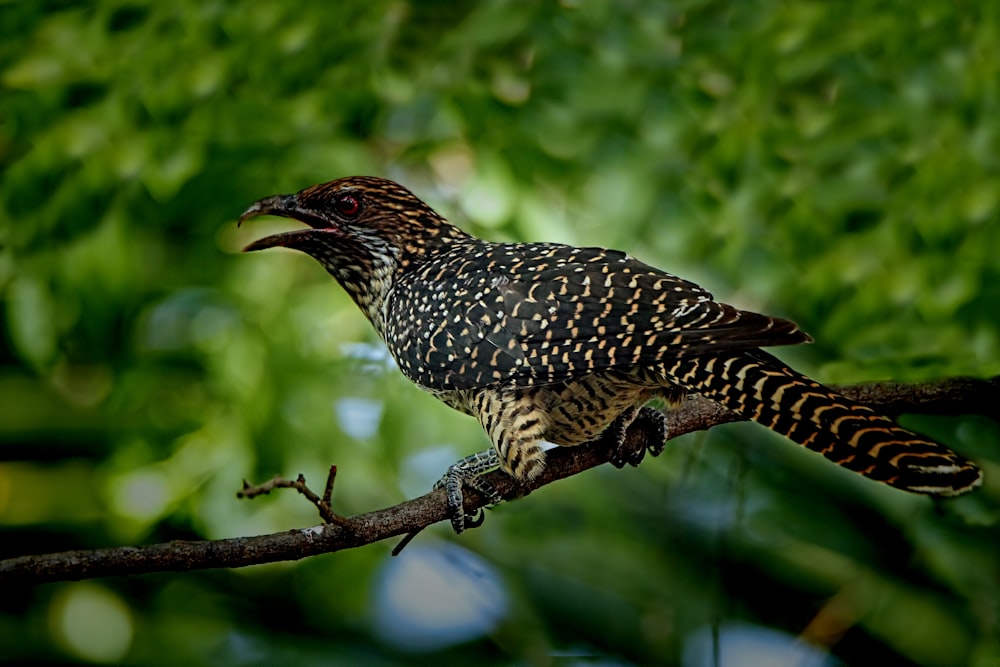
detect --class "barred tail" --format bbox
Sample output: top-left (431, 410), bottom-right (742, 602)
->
top-left (667, 350), bottom-right (982, 496)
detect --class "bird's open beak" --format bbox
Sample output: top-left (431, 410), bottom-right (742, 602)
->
top-left (239, 194), bottom-right (334, 252)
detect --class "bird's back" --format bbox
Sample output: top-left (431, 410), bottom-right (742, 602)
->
top-left (384, 239), bottom-right (810, 392)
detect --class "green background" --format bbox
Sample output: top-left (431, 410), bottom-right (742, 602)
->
top-left (2, 1), bottom-right (999, 665)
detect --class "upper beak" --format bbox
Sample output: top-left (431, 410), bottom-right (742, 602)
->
top-left (238, 193), bottom-right (332, 252)
top-left (238, 194), bottom-right (297, 227)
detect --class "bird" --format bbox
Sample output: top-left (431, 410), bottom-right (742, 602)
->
top-left (239, 175), bottom-right (981, 532)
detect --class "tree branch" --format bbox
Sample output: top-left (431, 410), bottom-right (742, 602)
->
top-left (2, 375), bottom-right (997, 586)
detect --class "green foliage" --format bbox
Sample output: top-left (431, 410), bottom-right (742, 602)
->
top-left (1, 1), bottom-right (998, 664)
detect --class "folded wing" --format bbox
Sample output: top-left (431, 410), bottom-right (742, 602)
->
top-left (389, 243), bottom-right (810, 391)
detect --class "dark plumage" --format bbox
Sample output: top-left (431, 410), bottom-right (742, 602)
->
top-left (241, 176), bottom-right (981, 529)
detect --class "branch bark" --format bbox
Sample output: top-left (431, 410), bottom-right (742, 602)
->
top-left (2, 375), bottom-right (997, 586)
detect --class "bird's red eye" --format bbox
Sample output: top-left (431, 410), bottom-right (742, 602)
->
top-left (335, 194), bottom-right (361, 218)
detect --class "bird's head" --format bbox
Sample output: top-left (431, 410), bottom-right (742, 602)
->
top-left (240, 176), bottom-right (470, 314)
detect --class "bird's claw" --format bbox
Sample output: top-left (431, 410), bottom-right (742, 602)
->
top-left (608, 406), bottom-right (669, 468)
top-left (436, 449), bottom-right (503, 534)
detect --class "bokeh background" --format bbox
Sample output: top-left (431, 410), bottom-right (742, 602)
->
top-left (2, 2), bottom-right (999, 665)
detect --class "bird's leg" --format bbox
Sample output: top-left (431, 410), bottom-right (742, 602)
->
top-left (433, 449), bottom-right (505, 534)
top-left (428, 390), bottom-right (552, 534)
top-left (606, 406), bottom-right (668, 468)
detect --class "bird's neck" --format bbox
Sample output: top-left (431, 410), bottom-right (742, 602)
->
top-left (329, 248), bottom-right (399, 332)
top-left (339, 229), bottom-right (478, 335)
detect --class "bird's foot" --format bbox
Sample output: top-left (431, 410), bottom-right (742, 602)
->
top-left (607, 406), bottom-right (668, 468)
top-left (434, 449), bottom-right (504, 534)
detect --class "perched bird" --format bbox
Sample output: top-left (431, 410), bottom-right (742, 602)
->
top-left (240, 176), bottom-right (981, 531)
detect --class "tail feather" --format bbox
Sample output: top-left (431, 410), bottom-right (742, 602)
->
top-left (667, 350), bottom-right (982, 496)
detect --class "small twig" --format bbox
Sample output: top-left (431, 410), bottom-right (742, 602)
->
top-left (237, 474), bottom-right (292, 498)
top-left (391, 527), bottom-right (425, 556)
top-left (322, 465), bottom-right (337, 506)
top-left (239, 468), bottom-right (352, 529)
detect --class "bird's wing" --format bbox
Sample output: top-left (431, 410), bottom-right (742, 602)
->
top-left (388, 243), bottom-right (809, 391)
